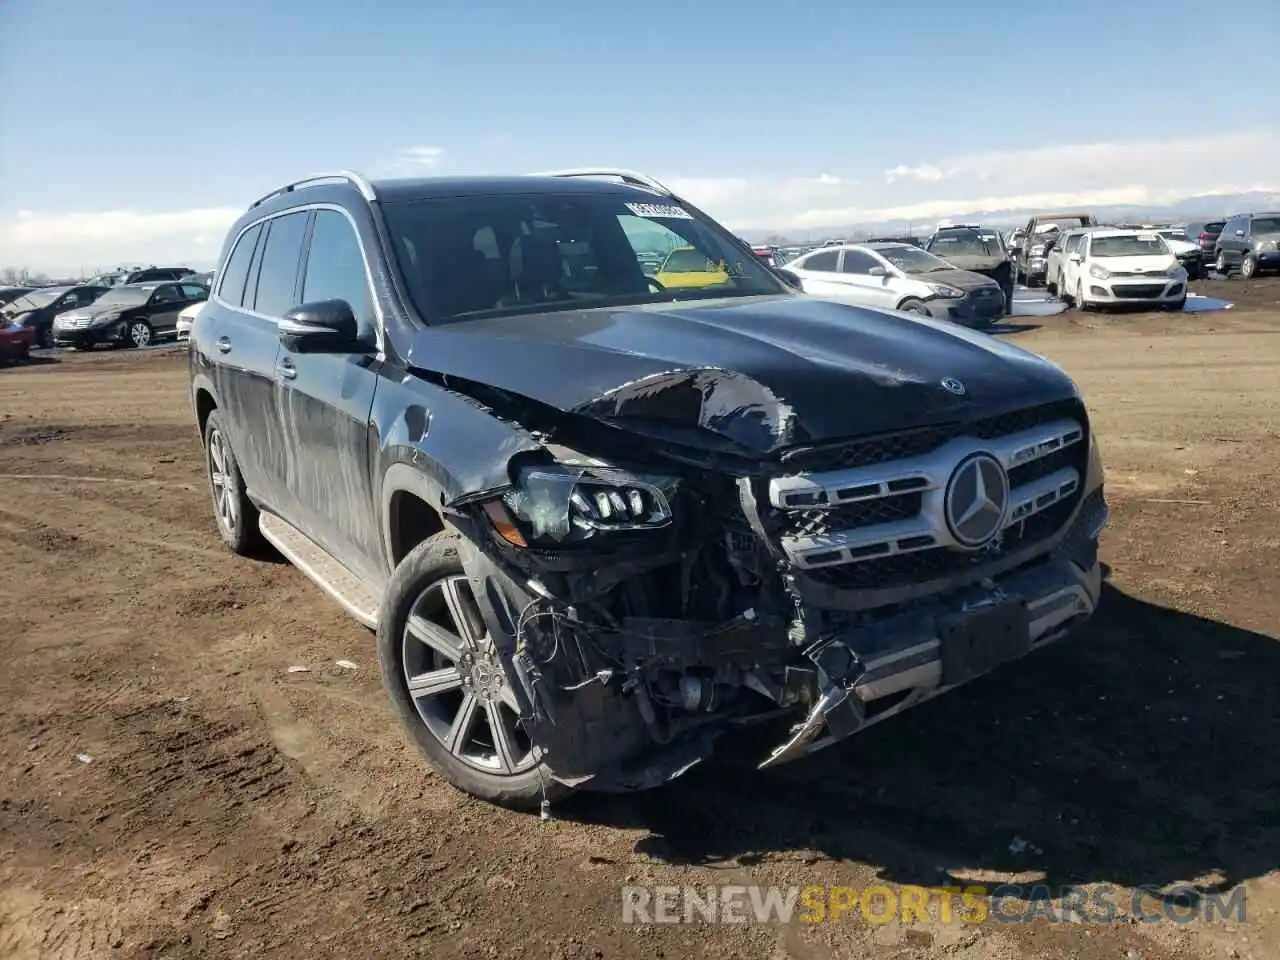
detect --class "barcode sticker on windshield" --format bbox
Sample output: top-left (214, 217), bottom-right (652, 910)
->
top-left (626, 202), bottom-right (693, 220)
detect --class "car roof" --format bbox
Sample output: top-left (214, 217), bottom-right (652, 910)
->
top-left (1088, 228), bottom-right (1162, 239)
top-left (119, 281), bottom-right (164, 289)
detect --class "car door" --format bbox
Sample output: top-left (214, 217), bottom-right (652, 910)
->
top-left (838, 248), bottom-right (898, 310)
top-left (146, 284), bottom-right (185, 335)
top-left (1062, 235), bottom-right (1084, 295)
top-left (206, 215), bottom-right (298, 515)
top-left (273, 208), bottom-right (384, 583)
top-left (792, 249), bottom-right (846, 298)
top-left (1220, 216), bottom-right (1246, 266)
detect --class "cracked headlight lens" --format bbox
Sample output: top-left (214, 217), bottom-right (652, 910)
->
top-left (492, 464), bottom-right (677, 546)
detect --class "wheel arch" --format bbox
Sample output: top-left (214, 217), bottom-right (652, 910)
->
top-left (380, 462), bottom-right (452, 573)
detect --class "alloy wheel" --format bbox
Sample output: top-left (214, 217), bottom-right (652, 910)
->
top-left (130, 322), bottom-right (151, 347)
top-left (401, 576), bottom-right (536, 775)
top-left (207, 428), bottom-right (238, 534)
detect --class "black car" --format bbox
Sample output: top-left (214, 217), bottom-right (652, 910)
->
top-left (122, 266), bottom-right (196, 284)
top-left (0, 286), bottom-right (34, 308)
top-left (923, 225), bottom-right (1015, 314)
top-left (189, 169), bottom-right (1107, 809)
top-left (0, 284), bottom-right (109, 348)
top-left (1213, 212), bottom-right (1280, 279)
top-left (53, 281), bottom-right (208, 348)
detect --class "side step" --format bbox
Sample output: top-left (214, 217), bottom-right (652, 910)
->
top-left (259, 513), bottom-right (380, 629)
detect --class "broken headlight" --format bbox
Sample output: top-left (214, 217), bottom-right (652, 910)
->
top-left (490, 464), bottom-right (677, 546)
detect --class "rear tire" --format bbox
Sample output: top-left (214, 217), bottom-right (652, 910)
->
top-left (128, 319), bottom-right (153, 348)
top-left (202, 409), bottom-right (262, 555)
top-left (377, 531), bottom-right (568, 811)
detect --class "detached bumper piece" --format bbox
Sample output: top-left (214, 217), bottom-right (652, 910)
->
top-left (759, 549), bottom-right (1102, 769)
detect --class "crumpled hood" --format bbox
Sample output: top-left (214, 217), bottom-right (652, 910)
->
top-left (402, 295), bottom-right (1076, 456)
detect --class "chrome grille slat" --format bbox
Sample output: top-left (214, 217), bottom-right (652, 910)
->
top-left (767, 413), bottom-right (1089, 581)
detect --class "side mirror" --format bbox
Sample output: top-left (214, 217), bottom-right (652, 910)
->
top-left (279, 300), bottom-right (370, 354)
top-left (868, 266), bottom-right (887, 277)
top-left (1069, 253), bottom-right (1083, 263)
top-left (776, 268), bottom-right (805, 290)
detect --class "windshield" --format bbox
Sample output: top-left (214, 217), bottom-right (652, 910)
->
top-left (380, 192), bottom-right (784, 322)
top-left (875, 245), bottom-right (952, 274)
top-left (1035, 218), bottom-right (1089, 232)
top-left (2, 289), bottom-right (64, 312)
top-left (1252, 216), bottom-right (1280, 235)
top-left (1090, 235), bottom-right (1169, 257)
top-left (928, 229), bottom-right (1003, 257)
top-left (93, 287), bottom-right (151, 307)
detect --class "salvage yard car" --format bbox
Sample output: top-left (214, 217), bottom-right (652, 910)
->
top-left (1, 284), bottom-right (109, 349)
top-left (922, 224), bottom-right (1015, 314)
top-left (190, 168), bottom-right (1109, 809)
top-left (1059, 228), bottom-right (1187, 311)
top-left (1214, 212), bottom-right (1280, 279)
top-left (787, 241), bottom-right (1007, 327)
top-left (1014, 212), bottom-right (1099, 287)
top-left (54, 281), bottom-right (208, 348)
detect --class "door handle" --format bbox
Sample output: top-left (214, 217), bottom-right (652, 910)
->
top-left (276, 359), bottom-right (297, 380)
top-left (216, 336), bottom-right (232, 354)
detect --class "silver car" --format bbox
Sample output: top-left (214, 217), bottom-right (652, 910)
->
top-left (785, 242), bottom-right (1006, 327)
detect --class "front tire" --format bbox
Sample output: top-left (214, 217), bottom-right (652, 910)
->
top-left (1165, 297), bottom-right (1187, 311)
top-left (1215, 250), bottom-right (1229, 275)
top-left (1076, 281), bottom-right (1094, 312)
top-left (377, 531), bottom-right (566, 810)
top-left (1240, 254), bottom-right (1257, 280)
top-left (203, 409), bottom-right (262, 555)
top-left (896, 298), bottom-right (931, 317)
top-left (37, 326), bottom-right (53, 350)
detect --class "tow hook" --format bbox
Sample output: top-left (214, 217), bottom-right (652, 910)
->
top-left (758, 638), bottom-right (866, 769)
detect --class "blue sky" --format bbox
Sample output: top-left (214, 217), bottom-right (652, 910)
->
top-left (1, 0), bottom-right (1277, 271)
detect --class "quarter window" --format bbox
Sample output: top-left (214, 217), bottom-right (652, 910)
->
top-left (217, 223), bottom-right (262, 307)
top-left (251, 212), bottom-right (309, 316)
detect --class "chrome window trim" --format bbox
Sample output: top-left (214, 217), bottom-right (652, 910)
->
top-left (211, 202), bottom-right (385, 356)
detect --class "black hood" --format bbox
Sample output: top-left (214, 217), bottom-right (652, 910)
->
top-left (402, 295), bottom-right (1076, 456)
top-left (904, 267), bottom-right (1001, 291)
top-left (930, 252), bottom-right (1008, 274)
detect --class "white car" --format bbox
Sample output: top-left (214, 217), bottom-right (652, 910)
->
top-left (1060, 229), bottom-right (1187, 311)
top-left (784, 241), bottom-right (1007, 327)
top-left (175, 300), bottom-right (204, 340)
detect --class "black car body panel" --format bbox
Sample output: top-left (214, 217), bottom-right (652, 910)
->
top-left (188, 172), bottom-right (1107, 801)
top-left (400, 296), bottom-right (1071, 455)
top-left (54, 282), bottom-right (206, 348)
top-left (1, 285), bottom-right (109, 348)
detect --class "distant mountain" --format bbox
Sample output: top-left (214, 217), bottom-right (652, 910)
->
top-left (746, 190), bottom-right (1280, 244)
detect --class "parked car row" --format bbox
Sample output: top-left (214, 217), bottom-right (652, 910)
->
top-left (0, 274), bottom-right (209, 359)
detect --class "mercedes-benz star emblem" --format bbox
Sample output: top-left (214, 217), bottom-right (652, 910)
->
top-left (940, 377), bottom-right (966, 396)
top-left (944, 453), bottom-right (1010, 548)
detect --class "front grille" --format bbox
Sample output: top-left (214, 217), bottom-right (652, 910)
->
top-left (806, 497), bottom-right (1078, 590)
top-left (1113, 284), bottom-right (1167, 299)
top-left (766, 401), bottom-right (1090, 598)
top-left (782, 399), bottom-right (1084, 473)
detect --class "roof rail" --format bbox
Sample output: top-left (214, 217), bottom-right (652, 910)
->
top-left (249, 170), bottom-right (377, 209)
top-left (530, 168), bottom-right (674, 197)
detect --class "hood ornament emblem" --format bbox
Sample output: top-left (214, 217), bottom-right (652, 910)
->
top-left (940, 377), bottom-right (966, 396)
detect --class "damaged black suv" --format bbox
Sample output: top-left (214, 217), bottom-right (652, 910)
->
top-left (189, 168), bottom-right (1108, 809)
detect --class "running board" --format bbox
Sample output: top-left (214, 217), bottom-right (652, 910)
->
top-left (259, 513), bottom-right (380, 629)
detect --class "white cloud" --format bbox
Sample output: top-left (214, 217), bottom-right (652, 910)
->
top-left (8, 128), bottom-right (1280, 272)
top-left (885, 164), bottom-right (946, 184)
top-left (390, 145), bottom-right (444, 174)
top-left (0, 208), bottom-right (241, 274)
top-left (664, 127), bottom-right (1280, 232)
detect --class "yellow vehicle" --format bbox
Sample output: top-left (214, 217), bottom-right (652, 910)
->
top-left (654, 247), bottom-right (732, 290)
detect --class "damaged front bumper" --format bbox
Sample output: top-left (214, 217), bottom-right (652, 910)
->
top-left (760, 545), bottom-right (1104, 768)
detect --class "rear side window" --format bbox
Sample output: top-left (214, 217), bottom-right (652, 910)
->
top-left (801, 250), bottom-right (839, 272)
top-left (251, 212), bottom-right (309, 317)
top-left (217, 223), bottom-right (262, 307)
top-left (301, 210), bottom-right (374, 329)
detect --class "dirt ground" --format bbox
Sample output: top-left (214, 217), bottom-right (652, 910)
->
top-left (2, 276), bottom-right (1278, 960)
